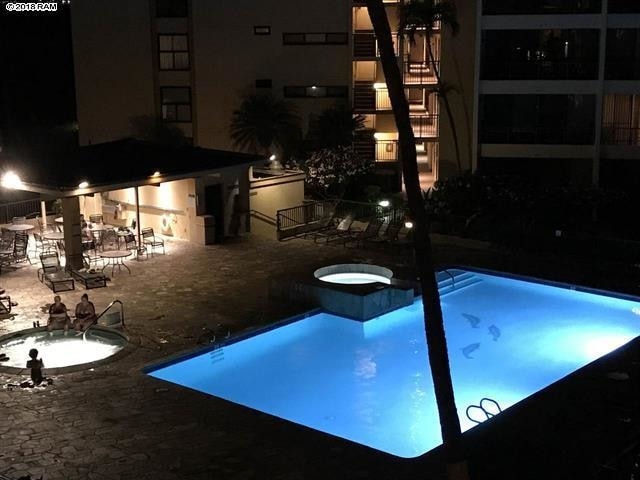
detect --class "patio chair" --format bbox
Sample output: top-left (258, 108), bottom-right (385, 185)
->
top-left (100, 229), bottom-right (118, 251)
top-left (141, 227), bottom-right (165, 256)
top-left (0, 294), bottom-right (13, 316)
top-left (0, 228), bottom-right (14, 249)
top-left (89, 214), bottom-right (104, 224)
top-left (38, 252), bottom-right (75, 292)
top-left (11, 216), bottom-right (26, 224)
top-left (29, 232), bottom-right (56, 262)
top-left (10, 232), bottom-right (28, 263)
top-left (82, 239), bottom-right (104, 269)
top-left (309, 216), bottom-right (355, 244)
top-left (65, 254), bottom-right (107, 289)
top-left (343, 218), bottom-right (384, 249)
top-left (363, 221), bottom-right (403, 250)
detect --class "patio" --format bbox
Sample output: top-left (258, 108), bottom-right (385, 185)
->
top-left (0, 235), bottom-right (637, 479)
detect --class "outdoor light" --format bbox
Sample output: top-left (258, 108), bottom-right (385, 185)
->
top-left (1, 171), bottom-right (23, 189)
top-left (78, 180), bottom-right (89, 189)
top-left (269, 154), bottom-right (276, 161)
top-left (151, 171), bottom-right (161, 178)
top-left (404, 221), bottom-right (414, 229)
top-left (373, 132), bottom-right (382, 140)
top-left (311, 85), bottom-right (317, 89)
top-left (378, 199), bottom-right (390, 208)
top-left (373, 82), bottom-right (386, 90)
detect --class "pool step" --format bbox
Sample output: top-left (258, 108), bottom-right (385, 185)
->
top-left (437, 271), bottom-right (483, 297)
top-left (209, 346), bottom-right (225, 364)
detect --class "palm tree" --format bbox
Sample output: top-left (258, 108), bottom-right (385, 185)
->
top-left (365, 1), bottom-right (469, 479)
top-left (401, 0), bottom-right (464, 175)
top-left (229, 93), bottom-right (301, 159)
top-left (306, 104), bottom-right (366, 150)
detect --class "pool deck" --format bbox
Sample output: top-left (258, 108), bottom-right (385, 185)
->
top-left (0, 234), bottom-right (638, 479)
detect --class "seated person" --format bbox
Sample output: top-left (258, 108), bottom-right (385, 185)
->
top-left (26, 348), bottom-right (44, 385)
top-left (74, 293), bottom-right (96, 332)
top-left (47, 295), bottom-right (70, 332)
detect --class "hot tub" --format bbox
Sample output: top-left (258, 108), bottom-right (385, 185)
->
top-left (314, 264), bottom-right (393, 285)
top-left (0, 326), bottom-right (129, 372)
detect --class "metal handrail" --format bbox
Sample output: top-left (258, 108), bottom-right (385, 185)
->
top-left (95, 299), bottom-right (125, 327)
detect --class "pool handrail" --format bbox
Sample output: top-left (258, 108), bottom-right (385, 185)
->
top-left (95, 299), bottom-right (125, 328)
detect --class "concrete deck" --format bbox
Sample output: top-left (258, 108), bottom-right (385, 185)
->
top-left (0, 235), bottom-right (638, 479)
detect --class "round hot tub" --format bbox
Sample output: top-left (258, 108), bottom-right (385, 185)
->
top-left (0, 327), bottom-right (128, 371)
top-left (314, 264), bottom-right (393, 285)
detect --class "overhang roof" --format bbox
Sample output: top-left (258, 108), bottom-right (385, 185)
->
top-left (1, 138), bottom-right (265, 197)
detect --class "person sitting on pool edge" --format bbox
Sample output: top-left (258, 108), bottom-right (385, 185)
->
top-left (47, 295), bottom-right (70, 333)
top-left (74, 293), bottom-right (96, 332)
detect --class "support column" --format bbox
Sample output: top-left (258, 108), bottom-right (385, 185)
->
top-left (135, 186), bottom-right (142, 252)
top-left (62, 196), bottom-right (83, 270)
top-left (239, 169), bottom-right (250, 233)
top-left (40, 201), bottom-right (47, 228)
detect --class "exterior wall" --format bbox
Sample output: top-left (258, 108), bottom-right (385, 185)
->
top-left (249, 170), bottom-right (305, 240)
top-left (70, 0), bottom-right (155, 145)
top-left (104, 178), bottom-right (197, 241)
top-left (191, 0), bottom-right (352, 151)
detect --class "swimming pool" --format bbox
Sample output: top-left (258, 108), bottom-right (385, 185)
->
top-left (147, 269), bottom-right (640, 458)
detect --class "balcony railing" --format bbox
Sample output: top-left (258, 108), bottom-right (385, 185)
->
top-left (375, 140), bottom-right (398, 161)
top-left (353, 31), bottom-right (399, 58)
top-left (601, 124), bottom-right (640, 146)
top-left (353, 82), bottom-right (376, 111)
top-left (0, 198), bottom-right (41, 224)
top-left (411, 114), bottom-right (439, 138)
top-left (404, 58), bottom-right (439, 84)
top-left (605, 61), bottom-right (640, 81)
top-left (480, 127), bottom-right (595, 144)
top-left (481, 59), bottom-right (598, 80)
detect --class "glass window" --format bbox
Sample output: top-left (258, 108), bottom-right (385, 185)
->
top-left (158, 34), bottom-right (189, 71)
top-left (161, 87), bottom-right (191, 122)
top-left (483, 0), bottom-right (601, 14)
top-left (156, 0), bottom-right (187, 17)
top-left (608, 0), bottom-right (640, 13)
top-left (606, 29), bottom-right (640, 80)
top-left (254, 26), bottom-right (271, 35)
top-left (283, 33), bottom-right (348, 45)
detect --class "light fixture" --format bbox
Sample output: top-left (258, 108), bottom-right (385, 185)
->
top-left (311, 85), bottom-right (317, 89)
top-left (78, 180), bottom-right (89, 189)
top-left (1, 172), bottom-right (23, 189)
top-left (269, 154), bottom-right (276, 161)
top-left (404, 221), bottom-right (414, 229)
top-left (378, 199), bottom-right (390, 208)
top-left (373, 82), bottom-right (387, 90)
top-left (151, 171), bottom-right (161, 178)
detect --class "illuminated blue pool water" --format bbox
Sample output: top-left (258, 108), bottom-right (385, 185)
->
top-left (147, 269), bottom-right (640, 458)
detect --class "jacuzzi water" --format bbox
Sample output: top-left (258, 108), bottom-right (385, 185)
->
top-left (0, 328), bottom-right (127, 368)
top-left (147, 270), bottom-right (640, 458)
top-left (318, 272), bottom-right (392, 285)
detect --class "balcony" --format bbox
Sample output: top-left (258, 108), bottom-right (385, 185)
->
top-left (480, 126), bottom-right (594, 144)
top-left (411, 114), bottom-right (439, 138)
top-left (353, 31), bottom-right (399, 58)
top-left (404, 58), bottom-right (439, 85)
top-left (375, 140), bottom-right (398, 161)
top-left (601, 125), bottom-right (640, 146)
top-left (481, 59), bottom-right (598, 81)
top-left (353, 82), bottom-right (376, 112)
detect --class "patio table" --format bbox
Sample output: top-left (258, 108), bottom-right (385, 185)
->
top-left (43, 232), bottom-right (65, 241)
top-left (6, 224), bottom-right (34, 232)
top-left (100, 250), bottom-right (132, 275)
top-left (90, 224), bottom-right (114, 232)
top-left (54, 217), bottom-right (64, 224)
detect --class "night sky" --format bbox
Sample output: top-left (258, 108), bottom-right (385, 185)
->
top-left (0, 3), bottom-right (76, 151)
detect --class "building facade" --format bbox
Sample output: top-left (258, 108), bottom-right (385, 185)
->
top-left (474, 0), bottom-right (640, 189)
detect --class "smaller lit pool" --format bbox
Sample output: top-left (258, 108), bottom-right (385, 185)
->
top-left (0, 328), bottom-right (128, 369)
top-left (314, 264), bottom-right (392, 285)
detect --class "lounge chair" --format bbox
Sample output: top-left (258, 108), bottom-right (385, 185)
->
top-left (363, 222), bottom-right (403, 250)
top-left (141, 227), bottom-right (165, 255)
top-left (38, 253), bottom-right (75, 292)
top-left (311, 216), bottom-right (356, 244)
top-left (343, 218), bottom-right (384, 248)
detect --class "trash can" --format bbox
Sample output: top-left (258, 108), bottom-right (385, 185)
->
top-left (194, 214), bottom-right (216, 245)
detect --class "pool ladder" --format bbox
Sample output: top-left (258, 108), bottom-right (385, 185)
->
top-left (465, 397), bottom-right (502, 424)
top-left (83, 299), bottom-right (124, 340)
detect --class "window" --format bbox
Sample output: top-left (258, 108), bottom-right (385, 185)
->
top-left (161, 87), bottom-right (191, 122)
top-left (606, 29), bottom-right (640, 80)
top-left (156, 0), bottom-right (187, 17)
top-left (482, 0), bottom-right (601, 14)
top-left (255, 79), bottom-right (272, 88)
top-left (283, 32), bottom-right (348, 45)
top-left (158, 35), bottom-right (189, 71)
top-left (608, 0), bottom-right (640, 13)
top-left (284, 86), bottom-right (348, 98)
top-left (254, 26), bottom-right (271, 35)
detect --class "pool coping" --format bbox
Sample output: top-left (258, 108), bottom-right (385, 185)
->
top-left (0, 326), bottom-right (139, 375)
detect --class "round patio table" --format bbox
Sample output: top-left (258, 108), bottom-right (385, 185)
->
top-left (43, 232), bottom-right (65, 241)
top-left (54, 217), bottom-right (64, 224)
top-left (99, 250), bottom-right (132, 275)
top-left (6, 224), bottom-right (34, 232)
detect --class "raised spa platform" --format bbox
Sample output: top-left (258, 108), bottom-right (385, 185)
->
top-left (270, 263), bottom-right (413, 320)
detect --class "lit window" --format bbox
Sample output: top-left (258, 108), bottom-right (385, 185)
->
top-left (283, 32), bottom-right (348, 45)
top-left (158, 34), bottom-right (189, 71)
top-left (161, 87), bottom-right (191, 122)
top-left (254, 26), bottom-right (271, 35)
